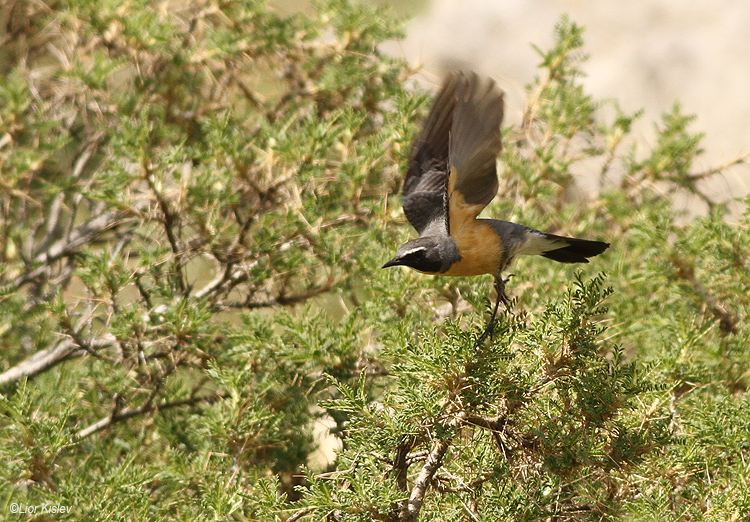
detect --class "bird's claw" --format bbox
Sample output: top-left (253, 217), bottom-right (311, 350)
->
top-left (475, 274), bottom-right (514, 347)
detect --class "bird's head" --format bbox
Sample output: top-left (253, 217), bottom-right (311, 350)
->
top-left (382, 237), bottom-right (451, 274)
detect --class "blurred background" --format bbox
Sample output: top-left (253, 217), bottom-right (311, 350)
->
top-left (371, 0), bottom-right (750, 208)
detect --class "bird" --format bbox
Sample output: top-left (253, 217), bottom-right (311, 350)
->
top-left (382, 71), bottom-right (610, 344)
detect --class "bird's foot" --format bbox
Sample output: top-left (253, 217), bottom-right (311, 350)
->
top-left (475, 275), bottom-right (514, 347)
top-left (496, 274), bottom-right (513, 308)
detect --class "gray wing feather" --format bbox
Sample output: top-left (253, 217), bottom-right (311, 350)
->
top-left (402, 73), bottom-right (459, 234)
top-left (449, 72), bottom-right (504, 207)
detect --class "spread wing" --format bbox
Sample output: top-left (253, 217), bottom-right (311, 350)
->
top-left (402, 71), bottom-right (504, 236)
top-left (401, 73), bottom-right (459, 235)
top-left (447, 72), bottom-right (504, 226)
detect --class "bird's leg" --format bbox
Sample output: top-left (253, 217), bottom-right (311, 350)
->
top-left (475, 275), bottom-right (512, 347)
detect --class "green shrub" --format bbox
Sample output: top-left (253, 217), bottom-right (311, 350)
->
top-left (1, 3), bottom-right (748, 521)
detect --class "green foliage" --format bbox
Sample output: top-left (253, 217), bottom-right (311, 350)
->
top-left (310, 275), bottom-right (672, 521)
top-left (1, 2), bottom-right (748, 521)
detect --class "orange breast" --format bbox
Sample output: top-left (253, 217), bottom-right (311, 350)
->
top-left (442, 219), bottom-right (502, 276)
top-left (445, 197), bottom-right (503, 276)
top-left (440, 166), bottom-right (504, 277)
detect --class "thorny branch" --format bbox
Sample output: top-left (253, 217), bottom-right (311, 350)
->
top-left (399, 437), bottom-right (453, 522)
top-left (390, 413), bottom-right (467, 522)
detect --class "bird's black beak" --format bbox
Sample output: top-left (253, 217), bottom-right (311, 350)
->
top-left (381, 257), bottom-right (402, 269)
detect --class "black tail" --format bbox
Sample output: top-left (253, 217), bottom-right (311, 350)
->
top-left (540, 234), bottom-right (610, 264)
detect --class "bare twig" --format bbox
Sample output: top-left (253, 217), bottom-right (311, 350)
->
top-left (11, 209), bottom-right (131, 290)
top-left (144, 169), bottom-right (187, 294)
top-left (215, 276), bottom-right (341, 310)
top-left (399, 438), bottom-right (452, 522)
top-left (285, 507), bottom-right (315, 522)
top-left (75, 392), bottom-right (223, 440)
top-left (684, 152), bottom-right (749, 182)
top-left (0, 340), bottom-right (77, 387)
top-left (671, 255), bottom-right (739, 336)
top-left (0, 334), bottom-right (120, 387)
